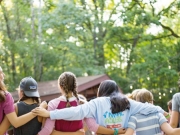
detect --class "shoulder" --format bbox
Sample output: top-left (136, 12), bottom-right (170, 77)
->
top-left (4, 92), bottom-right (14, 103)
top-left (173, 93), bottom-right (180, 99)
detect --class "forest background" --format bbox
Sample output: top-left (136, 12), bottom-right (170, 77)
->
top-left (0, 0), bottom-right (180, 110)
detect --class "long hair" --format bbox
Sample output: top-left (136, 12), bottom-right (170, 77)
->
top-left (58, 72), bottom-right (79, 107)
top-left (97, 80), bottom-right (130, 113)
top-left (0, 66), bottom-right (6, 102)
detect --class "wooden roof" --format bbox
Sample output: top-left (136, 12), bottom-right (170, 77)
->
top-left (11, 74), bottom-right (110, 101)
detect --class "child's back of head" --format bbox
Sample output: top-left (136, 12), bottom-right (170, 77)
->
top-left (136, 89), bottom-right (154, 104)
top-left (58, 72), bottom-right (79, 107)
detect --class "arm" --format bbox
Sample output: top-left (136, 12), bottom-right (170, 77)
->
top-left (50, 129), bottom-right (85, 135)
top-left (129, 99), bottom-right (164, 116)
top-left (0, 116), bottom-right (11, 135)
top-left (170, 111), bottom-right (179, 128)
top-left (6, 110), bottom-right (36, 128)
top-left (170, 93), bottom-right (180, 128)
top-left (85, 118), bottom-right (126, 135)
top-left (118, 128), bottom-right (134, 135)
top-left (161, 122), bottom-right (180, 135)
top-left (3, 93), bottom-right (36, 128)
top-left (38, 100), bottom-right (58, 135)
top-left (32, 98), bottom-right (98, 120)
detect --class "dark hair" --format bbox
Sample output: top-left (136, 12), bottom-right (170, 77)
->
top-left (58, 72), bottom-right (79, 107)
top-left (98, 80), bottom-right (130, 113)
top-left (167, 100), bottom-right (172, 110)
top-left (19, 93), bottom-right (41, 104)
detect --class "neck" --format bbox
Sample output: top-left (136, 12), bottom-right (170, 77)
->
top-left (63, 92), bottom-right (73, 98)
top-left (22, 98), bottom-right (37, 104)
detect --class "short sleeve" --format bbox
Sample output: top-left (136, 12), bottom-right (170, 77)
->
top-left (3, 93), bottom-right (15, 114)
top-left (172, 93), bottom-right (180, 112)
top-left (158, 113), bottom-right (167, 126)
top-left (127, 116), bottom-right (137, 130)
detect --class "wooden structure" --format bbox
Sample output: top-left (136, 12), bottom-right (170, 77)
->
top-left (11, 74), bottom-right (111, 102)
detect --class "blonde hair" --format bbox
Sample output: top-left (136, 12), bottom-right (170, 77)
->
top-left (0, 66), bottom-right (6, 102)
top-left (128, 89), bottom-right (141, 100)
top-left (136, 89), bottom-right (154, 104)
top-left (58, 72), bottom-right (79, 107)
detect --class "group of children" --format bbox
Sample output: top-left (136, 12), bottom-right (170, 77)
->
top-left (1, 65), bottom-right (180, 135)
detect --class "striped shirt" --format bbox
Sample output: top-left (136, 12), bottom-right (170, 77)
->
top-left (128, 112), bottom-right (167, 135)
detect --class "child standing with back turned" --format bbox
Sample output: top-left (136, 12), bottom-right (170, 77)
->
top-left (38, 72), bottom-right (83, 135)
top-left (13, 76), bottom-right (43, 135)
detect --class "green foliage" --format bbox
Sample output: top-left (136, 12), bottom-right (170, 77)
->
top-left (0, 0), bottom-right (180, 110)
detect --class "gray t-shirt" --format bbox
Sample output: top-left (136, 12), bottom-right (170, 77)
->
top-left (172, 93), bottom-right (180, 127)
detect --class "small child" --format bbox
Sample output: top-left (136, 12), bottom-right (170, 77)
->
top-left (38, 72), bottom-right (83, 135)
top-left (121, 89), bottom-right (179, 135)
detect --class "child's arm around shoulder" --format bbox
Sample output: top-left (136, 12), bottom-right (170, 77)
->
top-left (118, 128), bottom-right (134, 135)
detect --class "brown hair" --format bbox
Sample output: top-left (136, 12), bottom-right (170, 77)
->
top-left (136, 89), bottom-right (154, 103)
top-left (58, 72), bottom-right (79, 107)
top-left (167, 100), bottom-right (172, 111)
top-left (19, 92), bottom-right (41, 105)
top-left (78, 94), bottom-right (87, 105)
top-left (128, 89), bottom-right (141, 100)
top-left (0, 66), bottom-right (6, 102)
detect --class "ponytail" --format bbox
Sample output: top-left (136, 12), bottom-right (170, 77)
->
top-left (110, 93), bottom-right (130, 114)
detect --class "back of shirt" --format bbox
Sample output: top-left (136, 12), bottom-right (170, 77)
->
top-left (128, 112), bottom-right (167, 135)
top-left (55, 100), bottom-right (83, 131)
top-left (13, 101), bottom-right (42, 135)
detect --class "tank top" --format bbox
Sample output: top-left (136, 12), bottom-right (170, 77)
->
top-left (55, 100), bottom-right (83, 131)
top-left (13, 101), bottom-right (42, 135)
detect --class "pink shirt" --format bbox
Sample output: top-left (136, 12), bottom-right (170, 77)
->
top-left (0, 92), bottom-right (14, 123)
top-left (0, 92), bottom-right (15, 135)
top-left (84, 118), bottom-right (99, 133)
top-left (38, 96), bottom-right (83, 135)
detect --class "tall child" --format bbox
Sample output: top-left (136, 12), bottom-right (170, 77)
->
top-left (0, 66), bottom-right (41, 135)
top-left (38, 72), bottom-right (83, 135)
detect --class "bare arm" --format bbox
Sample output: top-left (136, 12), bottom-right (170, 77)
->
top-left (85, 117), bottom-right (126, 135)
top-left (97, 126), bottom-right (126, 134)
top-left (161, 122), bottom-right (180, 135)
top-left (6, 111), bottom-right (36, 128)
top-left (50, 129), bottom-right (85, 135)
top-left (0, 116), bottom-right (11, 135)
top-left (118, 128), bottom-right (134, 135)
top-left (170, 111), bottom-right (179, 128)
top-left (7, 101), bottom-right (47, 128)
top-left (163, 111), bottom-right (170, 122)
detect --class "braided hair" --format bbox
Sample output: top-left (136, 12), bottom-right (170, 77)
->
top-left (58, 72), bottom-right (79, 107)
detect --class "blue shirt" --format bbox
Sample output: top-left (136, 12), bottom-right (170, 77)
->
top-left (128, 112), bottom-right (167, 135)
top-left (50, 97), bottom-right (164, 128)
